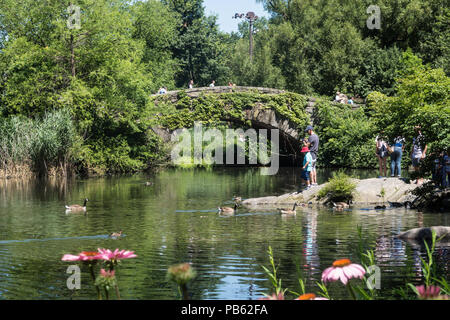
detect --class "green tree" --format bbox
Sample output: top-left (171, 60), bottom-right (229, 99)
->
top-left (0, 0), bottom-right (161, 173)
top-left (163, 0), bottom-right (232, 87)
top-left (368, 52), bottom-right (450, 171)
top-left (132, 0), bottom-right (179, 92)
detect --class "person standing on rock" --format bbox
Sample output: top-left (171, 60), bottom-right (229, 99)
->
top-left (411, 125), bottom-right (428, 185)
top-left (390, 136), bottom-right (405, 178)
top-left (375, 131), bottom-right (388, 178)
top-left (445, 148), bottom-right (450, 188)
top-left (305, 125), bottom-right (319, 186)
top-left (301, 146), bottom-right (312, 190)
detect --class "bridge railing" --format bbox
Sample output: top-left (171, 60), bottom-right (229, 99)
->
top-left (151, 86), bottom-right (362, 109)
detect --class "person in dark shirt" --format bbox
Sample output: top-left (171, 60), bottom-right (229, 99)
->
top-left (411, 125), bottom-right (428, 185)
top-left (305, 125), bottom-right (319, 186)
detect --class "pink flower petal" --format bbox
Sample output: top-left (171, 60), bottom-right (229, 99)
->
top-left (62, 254), bottom-right (81, 261)
top-left (337, 269), bottom-right (348, 285)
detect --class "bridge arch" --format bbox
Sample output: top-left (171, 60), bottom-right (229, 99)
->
top-left (150, 86), bottom-right (355, 166)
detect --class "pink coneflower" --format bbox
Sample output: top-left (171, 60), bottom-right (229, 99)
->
top-left (259, 292), bottom-right (285, 300)
top-left (97, 248), bottom-right (137, 261)
top-left (415, 285), bottom-right (449, 300)
top-left (321, 259), bottom-right (366, 285)
top-left (100, 269), bottom-right (116, 279)
top-left (62, 251), bottom-right (102, 262)
top-left (295, 293), bottom-right (329, 300)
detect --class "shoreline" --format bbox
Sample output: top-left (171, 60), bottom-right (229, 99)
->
top-left (242, 177), bottom-right (422, 209)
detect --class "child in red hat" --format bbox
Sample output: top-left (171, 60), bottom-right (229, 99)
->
top-left (301, 146), bottom-right (312, 190)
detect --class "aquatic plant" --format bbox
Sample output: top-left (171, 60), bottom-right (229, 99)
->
top-left (0, 109), bottom-right (78, 177)
top-left (261, 246), bottom-right (286, 297)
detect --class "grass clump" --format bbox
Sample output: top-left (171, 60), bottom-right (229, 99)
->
top-left (317, 171), bottom-right (357, 203)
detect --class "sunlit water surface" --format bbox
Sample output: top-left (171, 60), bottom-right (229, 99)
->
top-left (0, 168), bottom-right (448, 300)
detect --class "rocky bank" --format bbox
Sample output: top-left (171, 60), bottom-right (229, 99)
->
top-left (242, 177), bottom-right (422, 209)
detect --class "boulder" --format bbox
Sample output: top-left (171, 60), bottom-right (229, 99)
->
top-left (396, 226), bottom-right (450, 241)
top-left (242, 177), bottom-right (419, 209)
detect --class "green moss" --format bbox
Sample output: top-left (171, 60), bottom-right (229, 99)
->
top-left (150, 91), bottom-right (311, 132)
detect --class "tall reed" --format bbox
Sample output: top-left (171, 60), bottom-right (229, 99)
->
top-left (0, 109), bottom-right (78, 177)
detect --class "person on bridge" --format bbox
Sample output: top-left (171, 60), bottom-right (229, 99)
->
top-left (348, 97), bottom-right (355, 105)
top-left (305, 125), bottom-right (319, 186)
top-left (158, 87), bottom-right (167, 94)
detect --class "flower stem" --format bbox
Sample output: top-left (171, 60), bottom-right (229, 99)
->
top-left (115, 284), bottom-right (121, 300)
top-left (89, 264), bottom-right (102, 300)
top-left (180, 284), bottom-right (189, 300)
top-left (347, 282), bottom-right (357, 300)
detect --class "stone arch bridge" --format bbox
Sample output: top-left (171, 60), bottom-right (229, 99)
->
top-left (150, 86), bottom-right (360, 165)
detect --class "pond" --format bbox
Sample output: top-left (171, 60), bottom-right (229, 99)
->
top-left (0, 167), bottom-right (448, 300)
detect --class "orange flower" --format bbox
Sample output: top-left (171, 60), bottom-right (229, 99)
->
top-left (297, 293), bottom-right (316, 300)
top-left (295, 293), bottom-right (329, 300)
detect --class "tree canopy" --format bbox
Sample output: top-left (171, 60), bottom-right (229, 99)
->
top-left (0, 0), bottom-right (448, 176)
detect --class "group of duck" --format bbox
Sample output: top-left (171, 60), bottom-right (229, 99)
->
top-left (218, 197), bottom-right (312, 217)
top-left (64, 198), bottom-right (123, 239)
top-left (217, 198), bottom-right (413, 217)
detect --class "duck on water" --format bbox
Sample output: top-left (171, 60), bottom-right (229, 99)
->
top-left (65, 198), bottom-right (89, 213)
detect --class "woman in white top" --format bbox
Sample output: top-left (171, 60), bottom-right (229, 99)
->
top-left (375, 132), bottom-right (389, 178)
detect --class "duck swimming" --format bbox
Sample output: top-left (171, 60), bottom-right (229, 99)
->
top-left (218, 203), bottom-right (238, 215)
top-left (109, 230), bottom-right (123, 238)
top-left (278, 202), bottom-right (299, 216)
top-left (65, 198), bottom-right (89, 212)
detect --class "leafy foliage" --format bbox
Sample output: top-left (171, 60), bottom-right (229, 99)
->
top-left (314, 101), bottom-right (377, 168)
top-left (317, 171), bottom-right (357, 203)
top-left (367, 52), bottom-right (450, 174)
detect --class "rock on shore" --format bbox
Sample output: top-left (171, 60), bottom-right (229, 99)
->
top-left (242, 177), bottom-right (418, 209)
top-left (397, 226), bottom-right (450, 240)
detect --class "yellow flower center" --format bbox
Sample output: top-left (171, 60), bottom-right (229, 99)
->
top-left (332, 258), bottom-right (352, 267)
top-left (298, 293), bottom-right (316, 300)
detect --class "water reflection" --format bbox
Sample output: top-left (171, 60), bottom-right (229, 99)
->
top-left (303, 211), bottom-right (320, 277)
top-left (0, 168), bottom-right (448, 300)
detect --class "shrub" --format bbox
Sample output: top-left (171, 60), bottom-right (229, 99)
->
top-left (317, 171), bottom-right (357, 203)
top-left (314, 100), bottom-right (377, 168)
